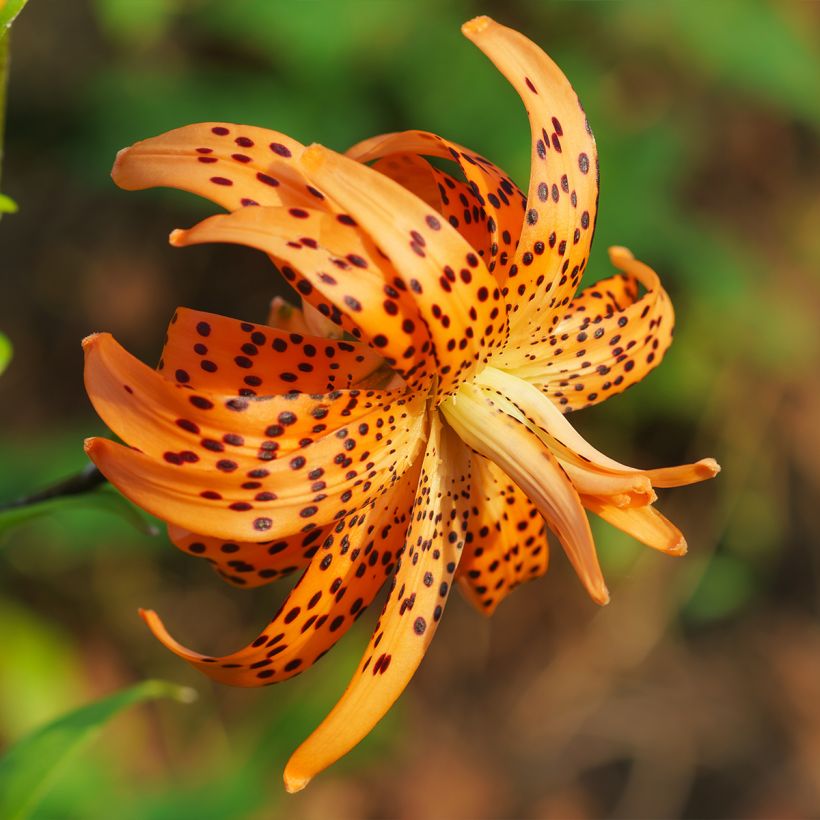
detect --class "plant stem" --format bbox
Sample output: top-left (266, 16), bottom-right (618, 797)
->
top-left (0, 464), bottom-right (107, 511)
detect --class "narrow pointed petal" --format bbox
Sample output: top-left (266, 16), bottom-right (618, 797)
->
top-left (582, 496), bottom-right (687, 556)
top-left (462, 16), bottom-right (598, 339)
top-left (349, 130), bottom-right (525, 283)
top-left (554, 271), bottom-right (640, 331)
top-left (83, 334), bottom-right (426, 541)
top-left (498, 248), bottom-right (677, 412)
top-left (167, 523), bottom-right (328, 588)
top-left (456, 453), bottom-right (548, 616)
top-left (160, 307), bottom-right (387, 395)
top-left (283, 415), bottom-right (470, 792)
top-left (142, 467), bottom-right (418, 685)
top-left (297, 143), bottom-right (508, 399)
top-left (170, 206), bottom-right (435, 394)
top-left (441, 384), bottom-right (608, 605)
top-left (112, 123), bottom-right (327, 212)
top-left (475, 366), bottom-right (720, 490)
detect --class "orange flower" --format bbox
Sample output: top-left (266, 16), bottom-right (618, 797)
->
top-left (84, 17), bottom-right (719, 791)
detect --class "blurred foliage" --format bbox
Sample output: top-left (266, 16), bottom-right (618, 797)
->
top-left (0, 679), bottom-right (195, 820)
top-left (0, 1), bottom-right (818, 818)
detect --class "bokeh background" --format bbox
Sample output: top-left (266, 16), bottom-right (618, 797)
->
top-left (1, 1), bottom-right (819, 818)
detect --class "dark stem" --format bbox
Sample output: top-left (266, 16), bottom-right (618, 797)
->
top-left (0, 464), bottom-right (108, 511)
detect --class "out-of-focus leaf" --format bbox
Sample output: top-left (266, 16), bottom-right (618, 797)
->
top-left (92, 0), bottom-right (178, 48)
top-left (0, 485), bottom-right (159, 540)
top-left (0, 191), bottom-right (16, 212)
top-left (682, 554), bottom-right (757, 624)
top-left (0, 0), bottom-right (29, 32)
top-left (0, 680), bottom-right (197, 820)
top-left (0, 331), bottom-right (10, 374)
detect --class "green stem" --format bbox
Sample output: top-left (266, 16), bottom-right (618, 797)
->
top-left (0, 30), bottom-right (8, 190)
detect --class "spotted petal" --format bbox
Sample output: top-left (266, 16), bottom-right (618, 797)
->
top-left (498, 248), bottom-right (677, 412)
top-left (171, 206), bottom-right (434, 394)
top-left (84, 333), bottom-right (426, 541)
top-left (167, 523), bottom-right (329, 588)
top-left (456, 454), bottom-right (548, 615)
top-left (141, 465), bottom-right (418, 685)
top-left (297, 143), bottom-right (508, 400)
top-left (462, 16), bottom-right (598, 341)
top-left (112, 123), bottom-right (328, 212)
top-left (283, 414), bottom-right (469, 792)
top-left (349, 130), bottom-right (525, 283)
top-left (160, 307), bottom-right (387, 395)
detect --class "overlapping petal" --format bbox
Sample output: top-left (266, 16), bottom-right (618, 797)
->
top-left (141, 465), bottom-right (418, 685)
top-left (463, 17), bottom-right (599, 342)
top-left (456, 454), bottom-right (548, 615)
top-left (498, 247), bottom-right (677, 411)
top-left (283, 413), bottom-right (469, 792)
top-left (297, 143), bottom-right (508, 399)
top-left (84, 333), bottom-right (427, 541)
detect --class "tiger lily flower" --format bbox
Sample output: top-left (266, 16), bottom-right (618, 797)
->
top-left (83, 16), bottom-right (719, 791)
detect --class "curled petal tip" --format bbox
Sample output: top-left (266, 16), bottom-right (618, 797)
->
top-left (169, 228), bottom-right (187, 247)
top-left (83, 436), bottom-right (102, 455)
top-left (283, 767), bottom-right (311, 794)
top-left (669, 537), bottom-right (688, 557)
top-left (593, 584), bottom-right (611, 606)
top-left (110, 146), bottom-right (132, 186)
top-left (462, 15), bottom-right (493, 36)
top-left (699, 458), bottom-right (721, 477)
top-left (608, 245), bottom-right (635, 264)
top-left (81, 332), bottom-right (102, 351)
top-left (300, 143), bottom-right (329, 172)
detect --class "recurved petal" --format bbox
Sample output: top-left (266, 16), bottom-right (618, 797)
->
top-left (297, 143), bottom-right (508, 399)
top-left (441, 382), bottom-right (608, 605)
top-left (499, 247), bottom-right (676, 412)
top-left (112, 123), bottom-right (327, 212)
top-left (283, 414), bottom-right (470, 792)
top-left (349, 130), bottom-right (525, 283)
top-left (141, 466), bottom-right (418, 686)
top-left (474, 366), bottom-right (720, 491)
top-left (160, 307), bottom-right (387, 395)
top-left (167, 523), bottom-right (328, 588)
top-left (462, 16), bottom-right (598, 341)
top-left (83, 333), bottom-right (426, 541)
top-left (582, 496), bottom-right (687, 556)
top-left (456, 453), bottom-right (548, 616)
top-left (170, 206), bottom-right (434, 394)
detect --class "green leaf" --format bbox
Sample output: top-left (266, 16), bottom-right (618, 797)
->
top-left (0, 191), bottom-right (16, 212)
top-left (0, 331), bottom-right (10, 375)
top-left (0, 0), bottom-right (29, 33)
top-left (0, 485), bottom-right (159, 540)
top-left (0, 680), bottom-right (197, 820)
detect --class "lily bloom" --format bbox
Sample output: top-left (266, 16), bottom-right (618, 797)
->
top-left (83, 16), bottom-right (719, 791)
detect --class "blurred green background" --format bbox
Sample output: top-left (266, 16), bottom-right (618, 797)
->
top-left (1, 0), bottom-right (819, 817)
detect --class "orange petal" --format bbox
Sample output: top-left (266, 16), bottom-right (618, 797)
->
top-left (283, 414), bottom-right (469, 792)
top-left (142, 465), bottom-right (419, 685)
top-left (112, 123), bottom-right (326, 212)
top-left (441, 383), bottom-right (608, 606)
top-left (499, 247), bottom-right (676, 412)
top-left (582, 496), bottom-right (687, 556)
top-left (475, 366), bottom-right (720, 490)
top-left (297, 143), bottom-right (508, 399)
top-left (554, 271), bottom-right (641, 331)
top-left (159, 307), bottom-right (387, 395)
top-left (462, 16), bottom-right (598, 340)
top-left (456, 453), bottom-right (548, 616)
top-left (167, 523), bottom-right (328, 588)
top-left (83, 333), bottom-right (426, 541)
top-left (349, 130), bottom-right (524, 283)
top-left (170, 206), bottom-right (435, 395)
